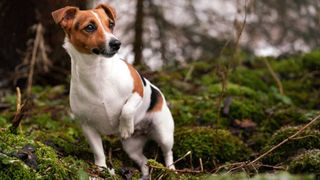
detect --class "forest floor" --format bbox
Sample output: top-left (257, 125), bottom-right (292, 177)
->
top-left (0, 51), bottom-right (320, 179)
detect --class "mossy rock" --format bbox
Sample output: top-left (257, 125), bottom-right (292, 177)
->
top-left (0, 152), bottom-right (39, 180)
top-left (174, 127), bottom-right (251, 169)
top-left (0, 129), bottom-right (111, 179)
top-left (262, 126), bottom-right (320, 165)
top-left (0, 129), bottom-right (69, 179)
top-left (289, 149), bottom-right (320, 174)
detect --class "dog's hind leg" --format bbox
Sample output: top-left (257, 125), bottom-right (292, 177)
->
top-left (122, 136), bottom-right (149, 179)
top-left (150, 107), bottom-right (175, 170)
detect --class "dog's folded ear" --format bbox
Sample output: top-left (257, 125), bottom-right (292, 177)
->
top-left (52, 6), bottom-right (79, 29)
top-left (95, 4), bottom-right (117, 23)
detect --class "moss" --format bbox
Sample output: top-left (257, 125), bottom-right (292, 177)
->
top-left (35, 143), bottom-right (70, 179)
top-left (271, 57), bottom-right (304, 79)
top-left (262, 126), bottom-right (320, 164)
top-left (0, 152), bottom-right (39, 180)
top-left (302, 50), bottom-right (320, 71)
top-left (289, 149), bottom-right (320, 174)
top-left (229, 67), bottom-right (269, 92)
top-left (260, 108), bottom-right (319, 133)
top-left (206, 172), bottom-right (314, 180)
top-left (227, 98), bottom-right (265, 123)
top-left (170, 95), bottom-right (220, 127)
top-left (32, 113), bottom-right (61, 130)
top-left (174, 127), bottom-right (251, 168)
top-left (208, 83), bottom-right (259, 99)
top-left (0, 129), bottom-right (94, 179)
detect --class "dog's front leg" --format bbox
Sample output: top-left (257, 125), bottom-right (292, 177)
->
top-left (81, 124), bottom-right (115, 175)
top-left (119, 93), bottom-right (142, 139)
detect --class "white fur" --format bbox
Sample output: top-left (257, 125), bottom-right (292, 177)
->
top-left (63, 10), bottom-right (175, 178)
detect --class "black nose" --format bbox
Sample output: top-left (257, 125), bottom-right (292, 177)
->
top-left (109, 39), bottom-right (121, 51)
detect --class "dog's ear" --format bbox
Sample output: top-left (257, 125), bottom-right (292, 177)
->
top-left (52, 6), bottom-right (79, 29)
top-left (95, 4), bottom-right (117, 22)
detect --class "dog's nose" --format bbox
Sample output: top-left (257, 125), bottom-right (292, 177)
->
top-left (109, 39), bottom-right (121, 51)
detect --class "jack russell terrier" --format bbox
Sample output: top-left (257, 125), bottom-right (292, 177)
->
top-left (52, 3), bottom-right (175, 178)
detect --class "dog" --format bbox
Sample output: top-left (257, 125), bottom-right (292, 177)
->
top-left (51, 3), bottom-right (175, 179)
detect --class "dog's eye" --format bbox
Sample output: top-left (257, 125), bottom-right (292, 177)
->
top-left (84, 23), bottom-right (96, 33)
top-left (109, 21), bottom-right (114, 29)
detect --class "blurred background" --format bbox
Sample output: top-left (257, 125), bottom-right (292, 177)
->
top-left (0, 0), bottom-right (319, 88)
top-left (0, 1), bottom-right (320, 178)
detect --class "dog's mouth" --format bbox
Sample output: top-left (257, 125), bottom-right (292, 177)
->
top-left (92, 48), bottom-right (117, 58)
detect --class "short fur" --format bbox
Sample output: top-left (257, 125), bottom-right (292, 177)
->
top-left (52, 3), bottom-right (175, 179)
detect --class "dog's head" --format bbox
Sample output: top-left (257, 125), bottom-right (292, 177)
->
top-left (52, 4), bottom-right (121, 57)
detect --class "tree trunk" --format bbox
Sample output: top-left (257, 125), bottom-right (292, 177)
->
top-left (133, 0), bottom-right (144, 66)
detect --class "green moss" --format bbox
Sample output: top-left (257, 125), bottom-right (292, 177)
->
top-left (170, 95), bottom-right (219, 127)
top-left (0, 129), bottom-right (95, 179)
top-left (227, 98), bottom-right (265, 123)
top-left (174, 127), bottom-right (251, 168)
top-left (262, 126), bottom-right (320, 164)
top-left (206, 172), bottom-right (314, 180)
top-left (0, 152), bottom-right (39, 180)
top-left (302, 50), bottom-right (320, 71)
top-left (229, 67), bottom-right (269, 92)
top-left (35, 143), bottom-right (70, 179)
top-left (260, 108), bottom-right (319, 133)
top-left (208, 83), bottom-right (258, 99)
top-left (271, 57), bottom-right (304, 79)
top-left (32, 113), bottom-right (60, 130)
top-left (289, 149), bottom-right (320, 174)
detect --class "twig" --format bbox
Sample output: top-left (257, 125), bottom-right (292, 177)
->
top-left (259, 164), bottom-right (285, 170)
top-left (147, 164), bottom-right (202, 174)
top-left (11, 95), bottom-right (32, 134)
top-left (16, 87), bottom-right (21, 112)
top-left (263, 58), bottom-right (284, 95)
top-left (27, 23), bottom-right (42, 96)
top-left (212, 162), bottom-right (245, 173)
top-left (199, 158), bottom-right (203, 172)
top-left (234, 0), bottom-right (248, 54)
top-left (184, 64), bottom-right (194, 82)
top-left (15, 87), bottom-right (23, 133)
top-left (170, 151), bottom-right (191, 167)
top-left (247, 113), bottom-right (320, 166)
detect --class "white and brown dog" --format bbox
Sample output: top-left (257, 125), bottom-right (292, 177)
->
top-left (52, 3), bottom-right (175, 178)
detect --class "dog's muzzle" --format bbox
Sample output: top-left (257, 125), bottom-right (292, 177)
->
top-left (92, 39), bottom-right (121, 57)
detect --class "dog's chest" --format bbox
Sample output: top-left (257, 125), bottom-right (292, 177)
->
top-left (69, 60), bottom-right (133, 134)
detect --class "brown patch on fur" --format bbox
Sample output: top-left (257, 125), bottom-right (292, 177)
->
top-left (150, 96), bottom-right (163, 112)
top-left (125, 62), bottom-right (144, 97)
top-left (51, 4), bottom-right (116, 54)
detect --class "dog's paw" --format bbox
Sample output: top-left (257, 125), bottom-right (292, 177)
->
top-left (107, 168), bottom-right (115, 176)
top-left (119, 121), bottom-right (134, 139)
top-left (97, 166), bottom-right (116, 176)
top-left (168, 164), bottom-right (176, 170)
top-left (139, 175), bottom-right (149, 180)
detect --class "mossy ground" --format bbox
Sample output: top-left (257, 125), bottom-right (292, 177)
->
top-left (1, 50), bottom-right (320, 178)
